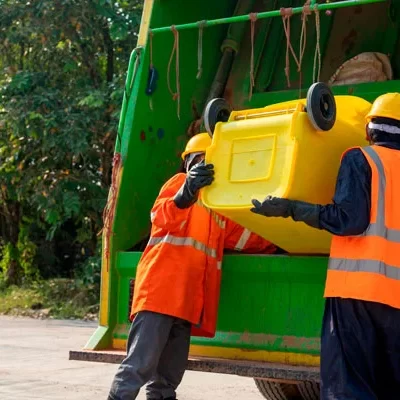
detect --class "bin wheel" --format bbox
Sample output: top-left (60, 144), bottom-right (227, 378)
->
top-left (254, 379), bottom-right (301, 400)
top-left (306, 82), bottom-right (336, 131)
top-left (297, 381), bottom-right (320, 400)
top-left (204, 97), bottom-right (231, 137)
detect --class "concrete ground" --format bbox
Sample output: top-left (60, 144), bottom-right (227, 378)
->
top-left (0, 316), bottom-right (262, 400)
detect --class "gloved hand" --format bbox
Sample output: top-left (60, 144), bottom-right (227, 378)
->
top-left (174, 160), bottom-right (214, 209)
top-left (250, 196), bottom-right (321, 229)
top-left (251, 196), bottom-right (291, 218)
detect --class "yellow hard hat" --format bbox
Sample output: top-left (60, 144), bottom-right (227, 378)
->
top-left (181, 133), bottom-right (211, 160)
top-left (366, 93), bottom-right (400, 123)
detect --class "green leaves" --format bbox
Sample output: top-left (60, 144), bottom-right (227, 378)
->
top-left (45, 209), bottom-right (60, 225)
top-left (63, 192), bottom-right (81, 218)
top-left (78, 91), bottom-right (106, 108)
top-left (98, 0), bottom-right (112, 6)
top-left (63, 60), bottom-right (78, 73)
top-left (0, 0), bottom-right (143, 284)
top-left (110, 21), bottom-right (129, 41)
top-left (7, 73), bottom-right (33, 93)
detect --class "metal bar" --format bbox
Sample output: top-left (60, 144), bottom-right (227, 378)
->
top-left (150, 0), bottom-right (386, 34)
top-left (115, 47), bottom-right (142, 153)
top-left (69, 350), bottom-right (320, 381)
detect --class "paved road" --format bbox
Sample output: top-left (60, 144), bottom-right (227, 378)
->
top-left (0, 316), bottom-right (262, 400)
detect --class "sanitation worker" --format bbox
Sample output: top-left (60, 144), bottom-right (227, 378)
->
top-left (250, 93), bottom-right (400, 400)
top-left (108, 132), bottom-right (277, 400)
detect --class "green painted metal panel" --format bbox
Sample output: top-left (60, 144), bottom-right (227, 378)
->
top-left (114, 253), bottom-right (326, 355)
top-left (248, 80), bottom-right (400, 109)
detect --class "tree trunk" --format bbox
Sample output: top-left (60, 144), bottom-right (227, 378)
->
top-left (5, 258), bottom-right (21, 286)
top-left (0, 201), bottom-right (22, 286)
top-left (103, 25), bottom-right (114, 83)
top-left (100, 23), bottom-right (115, 189)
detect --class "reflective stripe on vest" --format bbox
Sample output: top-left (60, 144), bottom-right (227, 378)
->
top-left (234, 229), bottom-right (251, 251)
top-left (148, 234), bottom-right (217, 258)
top-left (197, 198), bottom-right (226, 229)
top-left (328, 258), bottom-right (400, 281)
top-left (328, 146), bottom-right (400, 278)
top-left (212, 211), bottom-right (226, 230)
top-left (363, 146), bottom-right (400, 241)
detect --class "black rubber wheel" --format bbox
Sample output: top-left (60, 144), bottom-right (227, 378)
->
top-left (306, 82), bottom-right (336, 131)
top-left (297, 381), bottom-right (320, 400)
top-left (203, 97), bottom-right (231, 137)
top-left (254, 379), bottom-right (301, 400)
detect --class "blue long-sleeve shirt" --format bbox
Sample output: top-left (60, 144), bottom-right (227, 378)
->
top-left (318, 142), bottom-right (400, 236)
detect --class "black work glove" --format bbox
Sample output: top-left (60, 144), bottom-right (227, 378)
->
top-left (250, 196), bottom-right (321, 229)
top-left (174, 160), bottom-right (214, 209)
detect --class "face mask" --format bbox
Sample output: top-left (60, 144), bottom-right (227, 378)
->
top-left (185, 152), bottom-right (205, 172)
top-left (368, 122), bottom-right (400, 134)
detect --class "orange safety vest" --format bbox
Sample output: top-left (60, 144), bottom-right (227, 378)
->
top-left (131, 173), bottom-right (276, 337)
top-left (325, 145), bottom-right (400, 309)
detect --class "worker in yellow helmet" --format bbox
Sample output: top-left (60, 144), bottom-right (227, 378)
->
top-left (108, 133), bottom-right (277, 400)
top-left (180, 132), bottom-right (212, 172)
top-left (251, 93), bottom-right (400, 400)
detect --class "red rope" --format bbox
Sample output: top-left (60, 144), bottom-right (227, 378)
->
top-left (101, 153), bottom-right (122, 272)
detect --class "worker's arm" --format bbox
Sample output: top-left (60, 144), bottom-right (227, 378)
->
top-left (151, 161), bottom-right (214, 231)
top-left (250, 149), bottom-right (371, 236)
top-left (173, 160), bottom-right (214, 209)
top-left (224, 220), bottom-right (277, 254)
top-left (150, 174), bottom-right (192, 231)
top-left (318, 149), bottom-right (371, 235)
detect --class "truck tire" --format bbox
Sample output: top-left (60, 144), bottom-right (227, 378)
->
top-left (297, 381), bottom-right (320, 400)
top-left (254, 379), bottom-right (301, 400)
top-left (306, 82), bottom-right (336, 131)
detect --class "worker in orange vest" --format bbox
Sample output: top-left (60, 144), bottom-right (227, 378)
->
top-left (108, 133), bottom-right (277, 400)
top-left (250, 93), bottom-right (400, 400)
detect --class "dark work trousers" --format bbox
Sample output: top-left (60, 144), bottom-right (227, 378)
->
top-left (108, 311), bottom-right (191, 400)
top-left (320, 297), bottom-right (400, 400)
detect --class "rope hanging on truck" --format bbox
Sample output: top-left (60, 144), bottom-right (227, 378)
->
top-left (145, 0), bottom-right (384, 118)
top-left (248, 13), bottom-right (257, 101)
top-left (298, 1), bottom-right (312, 95)
top-left (280, 1), bottom-right (315, 91)
top-left (167, 26), bottom-right (181, 119)
top-left (149, 0), bottom-right (384, 34)
top-left (313, 5), bottom-right (322, 83)
top-left (299, 3), bottom-right (311, 69)
top-left (196, 21), bottom-right (206, 80)
top-left (101, 152), bottom-right (122, 272)
top-left (280, 7), bottom-right (300, 88)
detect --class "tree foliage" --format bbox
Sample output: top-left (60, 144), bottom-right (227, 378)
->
top-left (0, 0), bottom-right (143, 285)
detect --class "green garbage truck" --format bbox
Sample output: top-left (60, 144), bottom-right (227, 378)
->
top-left (69, 0), bottom-right (400, 399)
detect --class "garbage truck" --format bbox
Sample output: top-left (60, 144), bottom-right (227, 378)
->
top-left (69, 0), bottom-right (400, 399)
